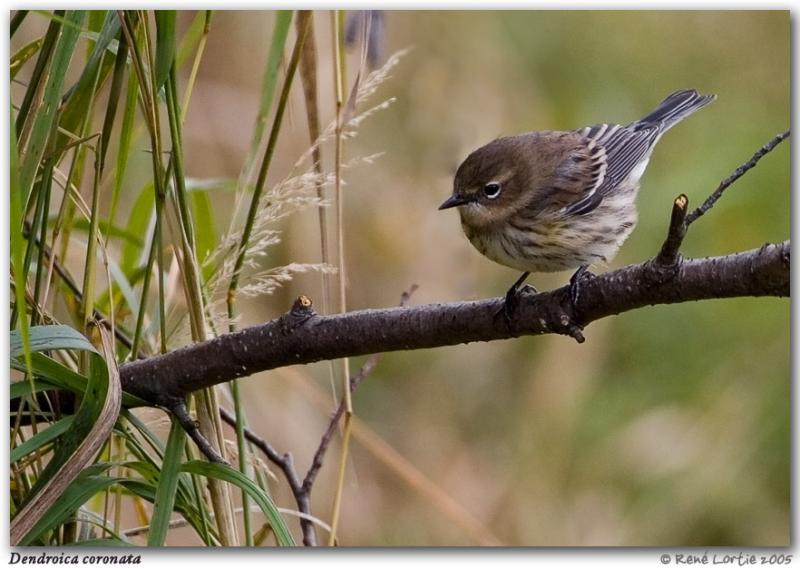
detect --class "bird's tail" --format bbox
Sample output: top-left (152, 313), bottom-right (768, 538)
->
top-left (631, 89), bottom-right (716, 132)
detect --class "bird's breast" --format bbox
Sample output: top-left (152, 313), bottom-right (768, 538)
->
top-left (461, 196), bottom-right (639, 273)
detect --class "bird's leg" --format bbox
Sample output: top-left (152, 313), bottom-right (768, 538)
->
top-left (499, 271), bottom-right (536, 328)
top-left (568, 265), bottom-right (594, 308)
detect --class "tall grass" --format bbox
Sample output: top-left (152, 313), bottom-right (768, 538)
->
top-left (10, 9), bottom-right (406, 547)
top-left (9, 9), bottom-right (304, 546)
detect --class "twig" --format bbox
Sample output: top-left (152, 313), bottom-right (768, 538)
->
top-left (218, 355), bottom-right (380, 546)
top-left (302, 352), bottom-right (380, 493)
top-left (686, 129), bottom-right (790, 226)
top-left (217, 406), bottom-right (313, 542)
top-left (218, 285), bottom-right (418, 546)
top-left (169, 399), bottom-right (229, 465)
top-left (656, 193), bottom-right (690, 267)
top-left (651, 128), bottom-right (789, 273)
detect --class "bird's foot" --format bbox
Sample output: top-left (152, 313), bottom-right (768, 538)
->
top-left (568, 265), bottom-right (595, 309)
top-left (497, 280), bottom-right (537, 331)
top-left (560, 265), bottom-right (594, 344)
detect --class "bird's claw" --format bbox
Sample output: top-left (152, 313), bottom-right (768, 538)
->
top-left (568, 265), bottom-right (595, 309)
top-left (497, 283), bottom-right (538, 330)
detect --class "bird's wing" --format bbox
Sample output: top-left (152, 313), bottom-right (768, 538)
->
top-left (539, 135), bottom-right (608, 215)
top-left (559, 123), bottom-right (660, 216)
top-left (579, 123), bottom-right (661, 194)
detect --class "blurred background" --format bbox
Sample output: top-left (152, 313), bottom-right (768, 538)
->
top-left (12, 10), bottom-right (790, 545)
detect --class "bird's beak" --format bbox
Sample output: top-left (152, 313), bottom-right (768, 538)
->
top-left (438, 194), bottom-right (470, 210)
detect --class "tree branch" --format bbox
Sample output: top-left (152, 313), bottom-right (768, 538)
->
top-left (119, 241), bottom-right (788, 406)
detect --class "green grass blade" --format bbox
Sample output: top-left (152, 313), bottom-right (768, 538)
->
top-left (87, 10), bottom-right (107, 35)
top-left (115, 476), bottom-right (218, 544)
top-left (10, 106), bottom-right (32, 376)
top-left (80, 141), bottom-right (104, 333)
top-left (10, 36), bottom-right (44, 81)
top-left (176, 11), bottom-right (207, 68)
top-left (119, 410), bottom-right (166, 459)
top-left (60, 11), bottom-right (119, 108)
top-left (96, 13), bottom-right (126, 176)
top-left (11, 351), bottom-right (146, 408)
top-left (58, 217), bottom-right (145, 248)
top-left (10, 376), bottom-right (57, 400)
top-left (11, 325), bottom-right (99, 356)
top-left (190, 188), bottom-right (217, 270)
top-left (11, 353), bottom-right (88, 395)
top-left (109, 60), bottom-right (139, 240)
top-left (11, 416), bottom-right (75, 464)
top-left (105, 254), bottom-right (141, 322)
top-left (15, 11), bottom-right (63, 137)
top-left (121, 182), bottom-right (155, 275)
top-left (29, 142), bottom-right (55, 327)
top-left (237, 11), bottom-right (292, 189)
top-left (19, 470), bottom-right (118, 545)
top-left (19, 10), bottom-right (85, 201)
top-left (181, 460), bottom-right (297, 546)
top-left (32, 9), bottom-right (89, 31)
top-left (147, 419), bottom-right (186, 546)
top-left (154, 11), bottom-right (176, 91)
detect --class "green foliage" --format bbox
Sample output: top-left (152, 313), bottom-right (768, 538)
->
top-left (154, 11), bottom-right (177, 91)
top-left (181, 460), bottom-right (296, 546)
top-left (19, 11), bottom-right (84, 203)
top-left (10, 9), bottom-right (302, 547)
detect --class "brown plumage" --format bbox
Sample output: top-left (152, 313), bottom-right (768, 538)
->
top-left (439, 89), bottom-right (716, 310)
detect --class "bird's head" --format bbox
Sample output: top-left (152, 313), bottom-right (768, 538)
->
top-left (439, 136), bottom-right (532, 228)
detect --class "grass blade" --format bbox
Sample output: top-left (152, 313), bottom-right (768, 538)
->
top-left (11, 10), bottom-right (29, 36)
top-left (11, 327), bottom-right (122, 545)
top-left (147, 419), bottom-right (186, 546)
top-left (11, 324), bottom-right (98, 356)
top-left (10, 375), bottom-right (57, 400)
top-left (227, 12), bottom-right (311, 327)
top-left (60, 11), bottom-right (119, 108)
top-left (109, 58), bottom-right (139, 245)
top-left (10, 36), bottom-right (44, 81)
top-left (236, 11), bottom-right (292, 195)
top-left (18, 469), bottom-right (118, 545)
top-left (11, 417), bottom-right (75, 465)
top-left (190, 190), bottom-right (217, 269)
top-left (121, 183), bottom-right (155, 276)
top-left (15, 10), bottom-right (63, 137)
top-left (181, 460), bottom-right (296, 546)
top-left (19, 10), bottom-right (85, 201)
top-left (10, 106), bottom-right (32, 376)
top-left (154, 11), bottom-right (176, 91)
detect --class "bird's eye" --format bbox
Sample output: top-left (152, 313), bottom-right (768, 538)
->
top-left (483, 182), bottom-right (502, 199)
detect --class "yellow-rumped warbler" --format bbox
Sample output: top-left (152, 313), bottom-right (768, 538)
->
top-left (439, 89), bottom-right (715, 315)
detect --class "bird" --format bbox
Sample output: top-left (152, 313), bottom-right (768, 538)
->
top-left (439, 88), bottom-right (715, 321)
